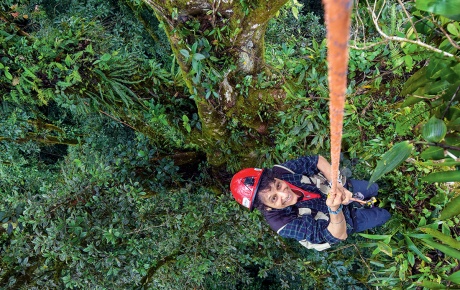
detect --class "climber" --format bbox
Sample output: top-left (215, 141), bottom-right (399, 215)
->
top-left (230, 155), bottom-right (391, 251)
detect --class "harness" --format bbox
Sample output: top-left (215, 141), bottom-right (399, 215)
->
top-left (274, 164), bottom-right (346, 196)
top-left (285, 182), bottom-right (321, 201)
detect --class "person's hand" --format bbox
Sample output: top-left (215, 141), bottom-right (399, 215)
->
top-left (326, 189), bottom-right (343, 210)
top-left (331, 183), bottom-right (352, 205)
top-left (340, 187), bottom-right (353, 205)
top-left (349, 197), bottom-right (367, 205)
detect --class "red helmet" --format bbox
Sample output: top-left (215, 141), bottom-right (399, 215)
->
top-left (230, 168), bottom-right (264, 210)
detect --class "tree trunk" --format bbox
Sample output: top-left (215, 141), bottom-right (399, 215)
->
top-left (142, 0), bottom-right (289, 167)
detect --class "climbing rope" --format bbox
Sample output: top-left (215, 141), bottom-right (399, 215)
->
top-left (322, 0), bottom-right (353, 195)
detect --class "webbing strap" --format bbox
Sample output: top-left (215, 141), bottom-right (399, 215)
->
top-left (285, 181), bottom-right (321, 201)
top-left (273, 164), bottom-right (346, 195)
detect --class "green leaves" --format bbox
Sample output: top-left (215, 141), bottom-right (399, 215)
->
top-left (419, 227), bottom-right (460, 249)
top-left (358, 234), bottom-right (394, 257)
top-left (447, 270), bottom-right (460, 284)
top-left (73, 159), bottom-right (83, 167)
top-left (422, 239), bottom-right (460, 260)
top-left (0, 211), bottom-right (7, 222)
top-left (180, 49), bottom-right (190, 59)
top-left (439, 195), bottom-right (460, 220)
top-left (182, 115), bottom-right (191, 133)
top-left (288, 0), bottom-right (302, 19)
top-left (93, 53), bottom-right (112, 65)
top-left (416, 280), bottom-right (447, 289)
top-left (401, 66), bottom-right (428, 107)
top-left (422, 117), bottom-right (447, 143)
top-left (447, 23), bottom-right (460, 36)
top-left (101, 53), bottom-right (112, 62)
top-left (193, 53), bottom-right (206, 61)
top-left (368, 141), bottom-right (413, 185)
top-left (377, 241), bottom-right (393, 257)
top-left (405, 235), bottom-right (432, 263)
top-left (420, 146), bottom-right (446, 160)
top-left (179, 49), bottom-right (206, 62)
top-left (0, 62), bottom-right (13, 80)
top-left (401, 58), bottom-right (460, 113)
top-left (416, 0), bottom-right (460, 20)
top-left (358, 233), bottom-right (392, 243)
top-left (420, 159), bottom-right (460, 167)
top-left (421, 134), bottom-right (460, 160)
top-left (422, 170), bottom-right (460, 183)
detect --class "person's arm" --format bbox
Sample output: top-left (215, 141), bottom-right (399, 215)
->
top-left (277, 197), bottom-right (348, 243)
top-left (278, 209), bottom-right (346, 244)
top-left (326, 191), bottom-right (348, 240)
top-left (316, 155), bottom-right (334, 181)
top-left (317, 155), bottom-right (352, 205)
top-left (281, 155), bottom-right (352, 204)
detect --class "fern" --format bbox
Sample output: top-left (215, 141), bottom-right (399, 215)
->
top-left (390, 4), bottom-right (396, 35)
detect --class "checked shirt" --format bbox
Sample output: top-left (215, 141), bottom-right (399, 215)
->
top-left (262, 155), bottom-right (354, 251)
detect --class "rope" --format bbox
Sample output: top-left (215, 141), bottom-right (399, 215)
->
top-left (322, 0), bottom-right (353, 194)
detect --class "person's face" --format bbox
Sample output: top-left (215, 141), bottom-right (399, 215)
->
top-left (258, 178), bottom-right (298, 209)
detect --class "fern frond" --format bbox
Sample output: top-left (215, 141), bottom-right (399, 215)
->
top-left (390, 4), bottom-right (396, 35)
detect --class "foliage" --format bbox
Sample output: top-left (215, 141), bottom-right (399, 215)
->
top-left (368, 141), bottom-right (413, 185)
top-left (346, 0), bottom-right (460, 288)
top-left (261, 0), bottom-right (460, 288)
top-left (266, 7), bottom-right (325, 49)
top-left (0, 0), bottom-right (195, 150)
top-left (1, 0), bottom-right (460, 289)
top-left (0, 116), bottom-right (373, 288)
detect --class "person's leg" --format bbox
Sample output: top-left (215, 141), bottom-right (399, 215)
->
top-left (352, 207), bottom-right (391, 232)
top-left (348, 179), bottom-right (378, 199)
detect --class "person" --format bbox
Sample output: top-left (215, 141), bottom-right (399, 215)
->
top-left (230, 155), bottom-right (391, 251)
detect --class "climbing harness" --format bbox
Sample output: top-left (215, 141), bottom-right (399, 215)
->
top-left (363, 197), bottom-right (377, 208)
top-left (351, 192), bottom-right (377, 208)
top-left (273, 164), bottom-right (347, 196)
top-left (300, 172), bottom-right (346, 196)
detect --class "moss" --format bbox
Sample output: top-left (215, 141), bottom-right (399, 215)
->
top-left (227, 87), bottom-right (284, 133)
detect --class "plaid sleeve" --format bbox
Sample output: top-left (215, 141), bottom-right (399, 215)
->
top-left (280, 155), bottom-right (320, 176)
top-left (278, 214), bottom-right (343, 245)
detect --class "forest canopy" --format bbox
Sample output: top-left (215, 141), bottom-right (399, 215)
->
top-left (1, 0), bottom-right (460, 289)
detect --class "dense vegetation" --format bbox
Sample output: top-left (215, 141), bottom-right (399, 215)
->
top-left (1, 0), bottom-right (459, 289)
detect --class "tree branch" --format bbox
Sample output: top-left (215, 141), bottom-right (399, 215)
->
top-left (349, 41), bottom-right (388, 50)
top-left (352, 0), bottom-right (367, 44)
top-left (248, 0), bottom-right (289, 20)
top-left (142, 0), bottom-right (174, 28)
top-left (396, 0), bottom-right (419, 41)
top-left (431, 15), bottom-right (460, 51)
top-left (140, 251), bottom-right (181, 289)
top-left (365, 0), bottom-right (459, 61)
top-left (0, 11), bottom-right (32, 38)
top-left (125, 0), bottom-right (159, 42)
top-left (415, 141), bottom-right (460, 152)
top-left (83, 101), bottom-right (137, 131)
top-left (442, 85), bottom-right (460, 120)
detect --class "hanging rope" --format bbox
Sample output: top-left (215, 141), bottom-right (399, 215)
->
top-left (322, 0), bottom-right (353, 195)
